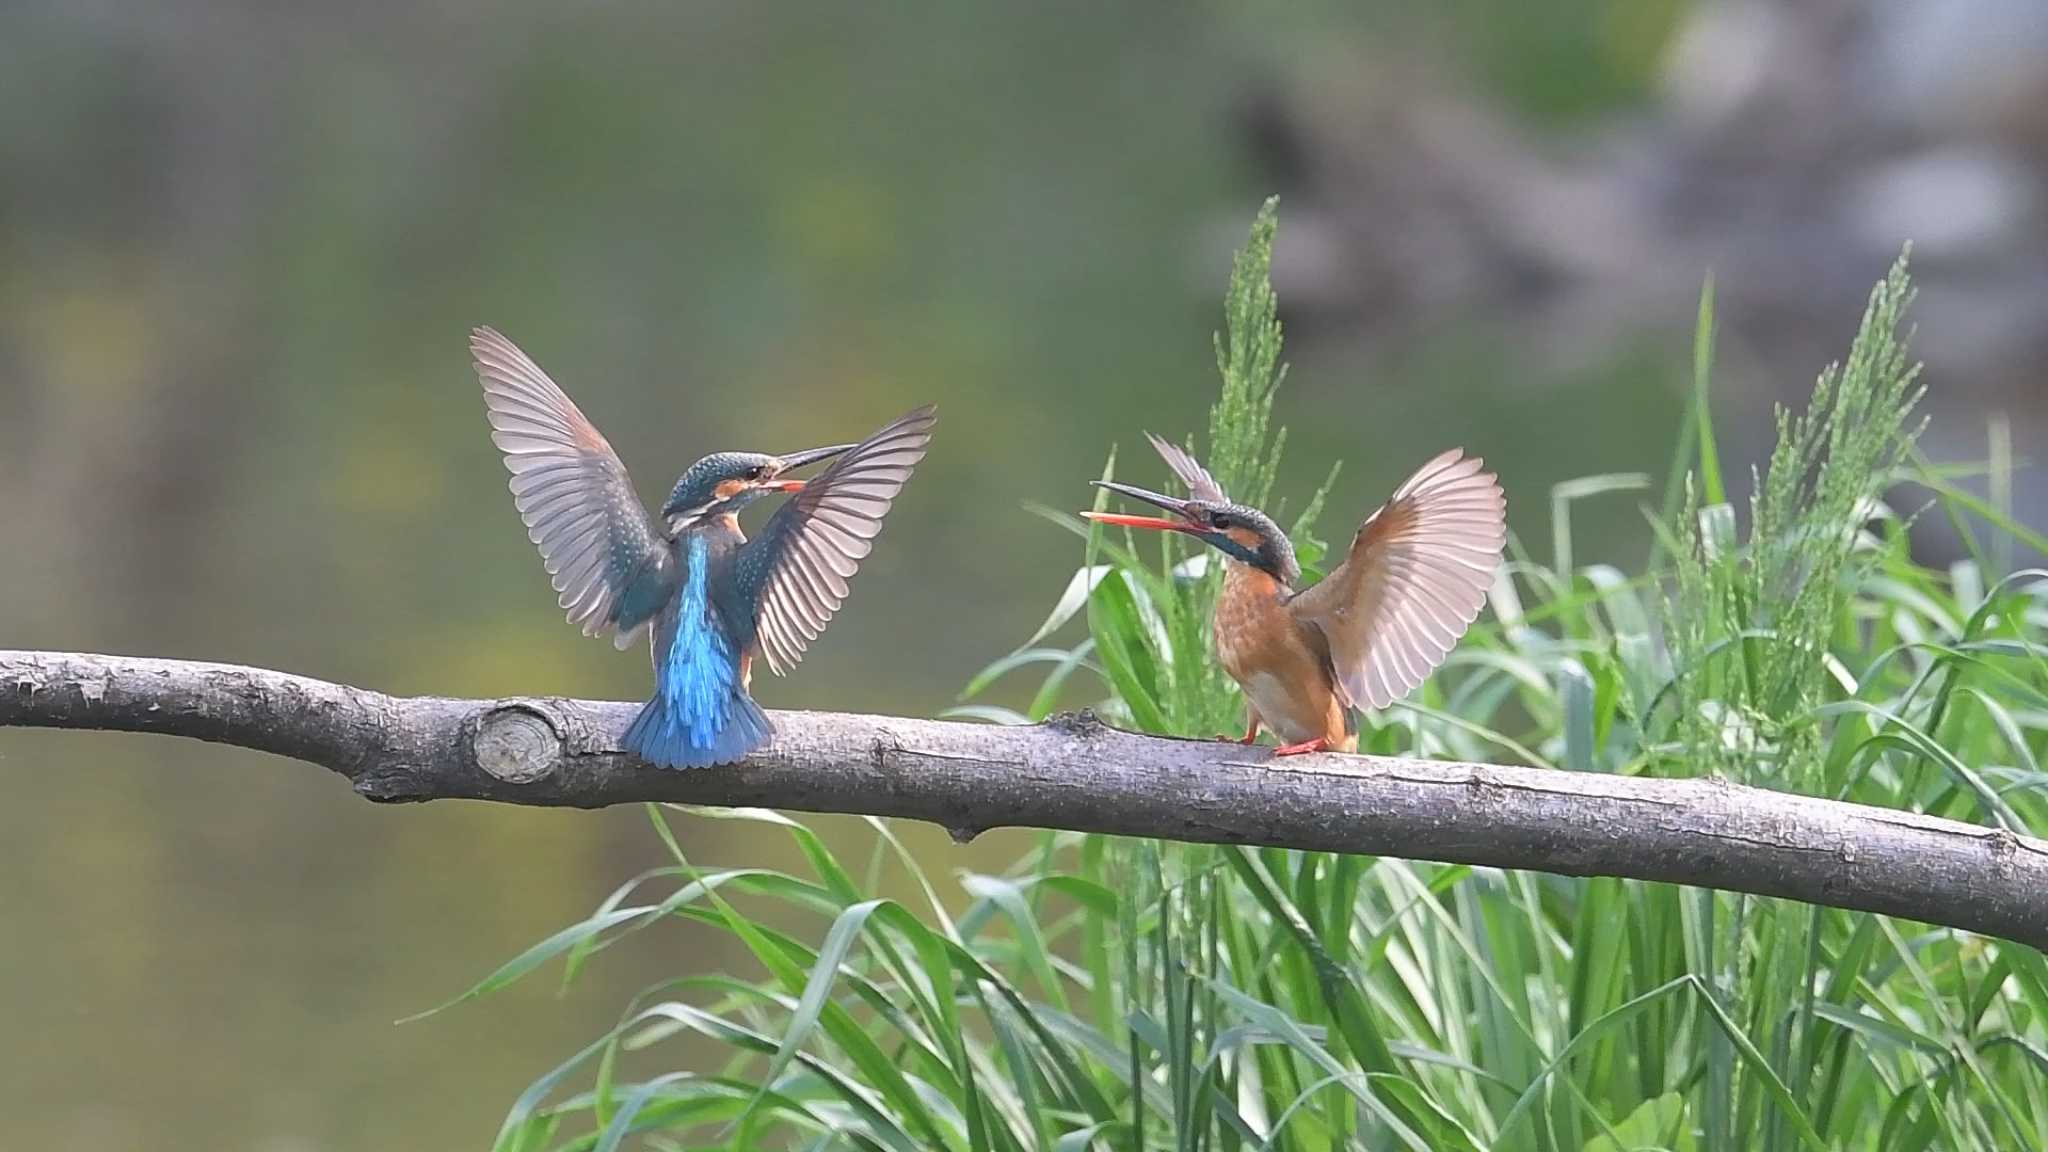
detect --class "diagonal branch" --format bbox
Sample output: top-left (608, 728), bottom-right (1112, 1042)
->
top-left (5, 649), bottom-right (2046, 948)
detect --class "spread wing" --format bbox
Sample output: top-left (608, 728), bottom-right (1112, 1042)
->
top-left (737, 406), bottom-right (936, 676)
top-left (473, 326), bottom-right (678, 650)
top-left (1288, 449), bottom-right (1505, 710)
top-left (1146, 431), bottom-right (1228, 503)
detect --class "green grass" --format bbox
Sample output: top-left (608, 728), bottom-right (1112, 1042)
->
top-left (451, 208), bottom-right (2048, 1151)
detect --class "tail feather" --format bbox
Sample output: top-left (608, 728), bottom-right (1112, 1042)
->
top-left (622, 688), bottom-right (772, 769)
top-left (628, 537), bottom-right (772, 769)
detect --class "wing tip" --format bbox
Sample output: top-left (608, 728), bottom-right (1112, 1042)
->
top-left (470, 325), bottom-right (514, 360)
top-left (892, 403), bottom-right (939, 441)
top-left (855, 404), bottom-right (939, 455)
top-left (1398, 446), bottom-right (1507, 510)
top-left (1139, 429), bottom-right (1225, 501)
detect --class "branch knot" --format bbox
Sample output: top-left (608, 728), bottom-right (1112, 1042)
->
top-left (471, 704), bottom-right (563, 784)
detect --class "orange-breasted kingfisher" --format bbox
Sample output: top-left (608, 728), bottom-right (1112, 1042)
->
top-left (472, 327), bottom-right (935, 769)
top-left (1083, 433), bottom-right (1504, 755)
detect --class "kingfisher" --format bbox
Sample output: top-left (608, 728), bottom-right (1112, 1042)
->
top-left (1083, 433), bottom-right (1504, 755)
top-left (472, 327), bottom-right (935, 769)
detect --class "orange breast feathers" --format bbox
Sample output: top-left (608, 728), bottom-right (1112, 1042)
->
top-left (1213, 564), bottom-right (1354, 749)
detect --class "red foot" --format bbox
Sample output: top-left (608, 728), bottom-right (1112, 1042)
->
top-left (1271, 737), bottom-right (1330, 757)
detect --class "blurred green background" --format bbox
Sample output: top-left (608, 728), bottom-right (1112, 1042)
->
top-left (5, 2), bottom-right (2042, 1148)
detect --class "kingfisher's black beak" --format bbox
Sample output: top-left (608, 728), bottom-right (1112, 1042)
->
top-left (765, 442), bottom-right (855, 491)
top-left (1082, 480), bottom-right (1202, 534)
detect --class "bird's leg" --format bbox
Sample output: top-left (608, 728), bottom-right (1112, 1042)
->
top-left (1270, 736), bottom-right (1330, 757)
top-left (1217, 708), bottom-right (1262, 744)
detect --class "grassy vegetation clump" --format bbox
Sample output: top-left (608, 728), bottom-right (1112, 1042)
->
top-left (454, 206), bottom-right (2048, 1152)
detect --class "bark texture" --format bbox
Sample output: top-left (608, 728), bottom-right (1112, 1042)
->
top-left (4, 649), bottom-right (2045, 948)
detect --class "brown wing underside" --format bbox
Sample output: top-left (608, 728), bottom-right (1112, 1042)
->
top-left (1288, 449), bottom-right (1505, 711)
top-left (739, 406), bottom-right (937, 677)
top-left (473, 326), bottom-right (676, 650)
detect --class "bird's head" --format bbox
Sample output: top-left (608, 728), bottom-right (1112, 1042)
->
top-left (1082, 481), bottom-right (1299, 585)
top-left (661, 441), bottom-right (853, 530)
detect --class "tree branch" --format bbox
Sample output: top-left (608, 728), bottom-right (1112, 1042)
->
top-left (5, 649), bottom-right (2045, 948)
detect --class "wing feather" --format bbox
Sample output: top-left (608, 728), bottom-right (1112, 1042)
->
top-left (1289, 448), bottom-right (1506, 711)
top-left (1145, 431), bottom-right (1228, 503)
top-left (737, 406), bottom-right (936, 676)
top-left (473, 327), bottom-right (677, 649)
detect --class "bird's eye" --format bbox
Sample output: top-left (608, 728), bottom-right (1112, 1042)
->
top-left (749, 465), bottom-right (767, 481)
top-left (1210, 512), bottom-right (1233, 529)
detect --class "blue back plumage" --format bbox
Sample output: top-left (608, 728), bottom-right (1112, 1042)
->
top-left (622, 534), bottom-right (772, 768)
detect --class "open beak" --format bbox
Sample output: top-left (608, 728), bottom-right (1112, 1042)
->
top-left (1081, 480), bottom-right (1200, 534)
top-left (767, 441), bottom-right (856, 491)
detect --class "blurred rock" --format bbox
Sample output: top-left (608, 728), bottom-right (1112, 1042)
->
top-left (1234, 0), bottom-right (2048, 560)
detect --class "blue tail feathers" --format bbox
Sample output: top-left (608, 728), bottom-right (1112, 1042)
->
top-left (621, 535), bottom-right (772, 769)
top-left (622, 682), bottom-right (771, 769)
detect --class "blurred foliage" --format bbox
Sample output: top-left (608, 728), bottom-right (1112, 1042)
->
top-left (460, 211), bottom-right (2046, 1150)
top-left (1447, 0), bottom-right (1689, 126)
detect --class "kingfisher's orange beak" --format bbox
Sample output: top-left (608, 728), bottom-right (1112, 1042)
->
top-left (1082, 480), bottom-right (1201, 534)
top-left (1082, 511), bottom-right (1196, 532)
top-left (766, 479), bottom-right (807, 492)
